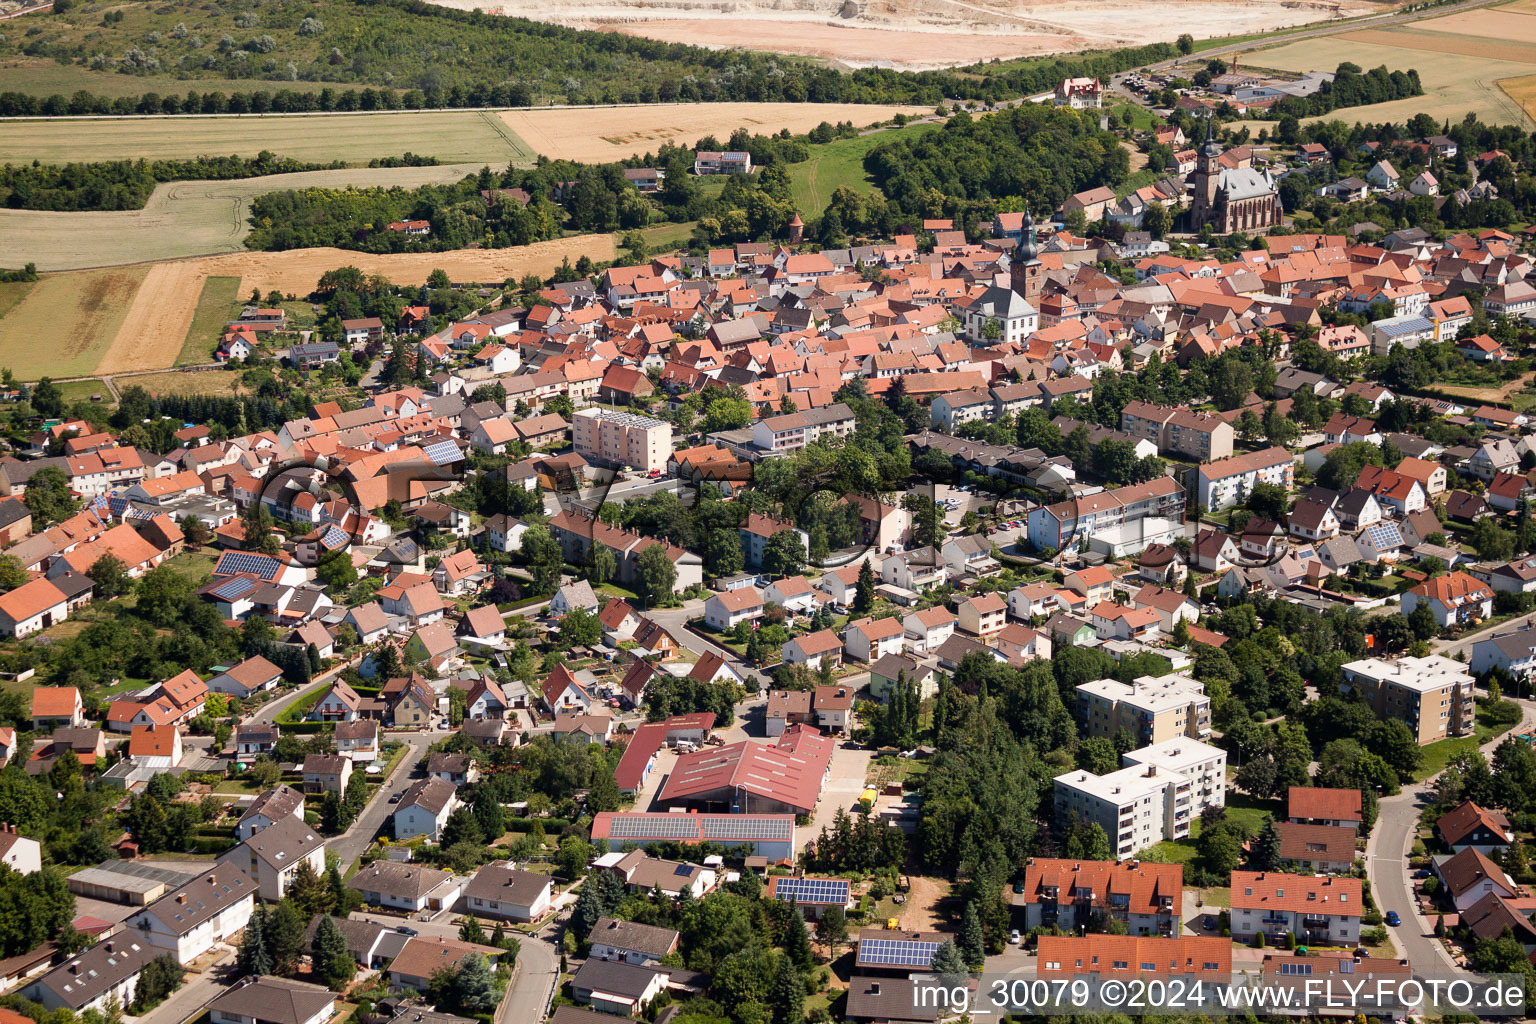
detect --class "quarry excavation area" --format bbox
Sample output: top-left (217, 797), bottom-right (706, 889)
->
top-left (429, 0), bottom-right (1382, 68)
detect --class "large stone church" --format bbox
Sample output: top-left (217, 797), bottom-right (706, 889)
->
top-left (1190, 127), bottom-right (1282, 235)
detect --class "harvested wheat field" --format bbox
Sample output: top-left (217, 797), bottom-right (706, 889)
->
top-left (0, 164), bottom-right (484, 273)
top-left (499, 103), bottom-right (929, 162)
top-left (197, 234), bottom-right (620, 296)
top-left (1247, 32), bottom-right (1535, 125)
top-left (96, 262), bottom-right (208, 376)
top-left (1413, 7), bottom-right (1536, 43)
top-left (0, 266), bottom-right (150, 380)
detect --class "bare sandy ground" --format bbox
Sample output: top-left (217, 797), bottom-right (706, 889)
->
top-left (432, 0), bottom-right (1382, 68)
top-left (195, 235), bottom-right (620, 297)
top-left (500, 101), bottom-right (928, 162)
top-left (97, 261), bottom-right (206, 376)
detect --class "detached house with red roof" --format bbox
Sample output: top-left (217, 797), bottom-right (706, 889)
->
top-left (0, 577), bottom-right (69, 638)
top-left (542, 663), bottom-right (593, 714)
top-left (1402, 570), bottom-right (1493, 628)
top-left (30, 687), bottom-right (83, 732)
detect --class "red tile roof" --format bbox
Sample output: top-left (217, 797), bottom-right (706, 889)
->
top-left (1230, 871), bottom-right (1362, 916)
top-left (1037, 935), bottom-right (1231, 976)
top-left (1287, 786), bottom-right (1363, 823)
top-left (1016, 859), bottom-right (1182, 916)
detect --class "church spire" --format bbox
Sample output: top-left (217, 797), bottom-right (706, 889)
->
top-left (1017, 205), bottom-right (1039, 262)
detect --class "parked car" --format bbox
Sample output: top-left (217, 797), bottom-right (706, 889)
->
top-left (1386, 911), bottom-right (1401, 926)
top-left (1412, 869), bottom-right (1431, 879)
top-left (1010, 930), bottom-right (1022, 944)
top-left (396, 926), bottom-right (419, 936)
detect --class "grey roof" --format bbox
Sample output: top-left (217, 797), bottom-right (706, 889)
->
top-left (589, 916), bottom-right (679, 958)
top-left (31, 934), bottom-right (156, 1010)
top-left (239, 785), bottom-right (305, 828)
top-left (397, 776), bottom-right (457, 816)
top-left (1475, 627), bottom-right (1536, 662)
top-left (1218, 166), bottom-right (1277, 202)
top-left (846, 974), bottom-right (942, 1023)
top-left (209, 977), bottom-right (334, 1024)
top-left (971, 284), bottom-right (1037, 319)
top-left (229, 814), bottom-right (324, 869)
top-left (348, 860), bottom-right (453, 901)
top-left (571, 958), bottom-right (668, 999)
top-left (335, 720), bottom-right (379, 742)
top-left (131, 867), bottom-right (254, 936)
top-left (463, 864), bottom-right (552, 908)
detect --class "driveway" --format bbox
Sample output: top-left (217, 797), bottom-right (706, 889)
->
top-left (802, 741), bottom-right (873, 852)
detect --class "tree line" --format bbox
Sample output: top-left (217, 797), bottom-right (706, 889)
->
top-left (0, 151), bottom-right (342, 212)
top-left (1268, 63), bottom-right (1423, 120)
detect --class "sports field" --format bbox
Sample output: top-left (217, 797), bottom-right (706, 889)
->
top-left (1244, 5), bottom-right (1536, 126)
top-left (0, 266), bottom-right (150, 380)
top-left (0, 163), bottom-right (483, 272)
top-left (789, 122), bottom-right (940, 215)
top-left (0, 110), bottom-right (535, 166)
top-left (499, 102), bottom-right (929, 162)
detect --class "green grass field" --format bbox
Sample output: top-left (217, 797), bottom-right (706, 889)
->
top-left (0, 110), bottom-right (533, 166)
top-left (788, 122), bottom-right (940, 215)
top-left (55, 379), bottom-right (112, 405)
top-left (178, 276), bottom-right (243, 365)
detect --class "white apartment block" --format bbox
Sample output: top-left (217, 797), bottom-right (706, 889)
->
top-left (1196, 446), bottom-right (1295, 512)
top-left (573, 408), bottom-right (673, 474)
top-left (751, 403), bottom-right (855, 453)
top-left (1076, 674), bottom-right (1212, 745)
top-left (1054, 738), bottom-right (1227, 859)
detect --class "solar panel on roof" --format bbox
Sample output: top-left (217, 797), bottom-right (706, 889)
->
top-left (320, 524), bottom-right (349, 548)
top-left (858, 938), bottom-right (941, 967)
top-left (423, 440), bottom-right (462, 466)
top-left (604, 815), bottom-right (699, 840)
top-left (211, 576), bottom-right (258, 600)
top-left (701, 817), bottom-right (793, 841)
top-left (772, 877), bottom-right (849, 904)
top-left (217, 552), bottom-right (280, 579)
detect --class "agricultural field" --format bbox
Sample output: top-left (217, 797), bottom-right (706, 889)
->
top-left (194, 235), bottom-right (620, 296)
top-left (0, 110), bottom-right (534, 167)
top-left (95, 261), bottom-right (208, 376)
top-left (0, 266), bottom-right (149, 379)
top-left (1244, 10), bottom-right (1536, 126)
top-left (113, 369), bottom-right (251, 399)
top-left (498, 102), bottom-right (929, 163)
top-left (0, 163), bottom-right (483, 272)
top-left (178, 276), bottom-right (243, 366)
top-left (788, 122), bottom-right (940, 215)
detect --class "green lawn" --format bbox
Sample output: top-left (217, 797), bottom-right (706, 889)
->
top-left (55, 379), bottom-right (112, 406)
top-left (162, 549), bottom-right (220, 585)
top-left (1139, 838), bottom-right (1199, 864)
top-left (789, 123), bottom-right (941, 215)
top-left (1415, 725), bottom-right (1500, 781)
top-left (178, 276), bottom-right (242, 366)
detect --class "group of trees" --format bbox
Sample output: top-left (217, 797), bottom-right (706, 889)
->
top-left (802, 807), bottom-right (907, 873)
top-left (862, 103), bottom-right (1131, 239)
top-left (0, 152), bottom-right (341, 212)
top-left (1269, 62), bottom-right (1423, 120)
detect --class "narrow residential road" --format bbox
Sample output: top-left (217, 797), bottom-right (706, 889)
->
top-left (1365, 697), bottom-right (1536, 974)
top-left (329, 731), bottom-right (436, 872)
top-left (136, 948), bottom-right (236, 1024)
top-left (248, 665), bottom-right (355, 726)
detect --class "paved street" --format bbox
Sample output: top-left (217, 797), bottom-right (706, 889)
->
top-left (1434, 610), bottom-right (1536, 664)
top-left (329, 731), bottom-right (437, 872)
top-left (1366, 697), bottom-right (1536, 974)
top-left (138, 948), bottom-right (236, 1024)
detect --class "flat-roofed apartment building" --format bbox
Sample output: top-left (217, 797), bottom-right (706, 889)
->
top-left (1054, 738), bottom-right (1227, 859)
top-left (1076, 673), bottom-right (1211, 745)
top-left (572, 408), bottom-right (672, 474)
top-left (1340, 654), bottom-right (1476, 745)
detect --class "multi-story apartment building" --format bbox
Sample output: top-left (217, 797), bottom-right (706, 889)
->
top-left (1076, 674), bottom-right (1212, 744)
top-left (1014, 858), bottom-right (1182, 936)
top-left (1229, 871), bottom-right (1362, 946)
top-left (1120, 402), bottom-right (1235, 461)
top-left (1340, 655), bottom-right (1477, 745)
top-left (1037, 935), bottom-right (1231, 978)
top-left (1027, 476), bottom-right (1185, 553)
top-left (751, 403), bottom-right (855, 453)
top-left (1054, 738), bottom-right (1226, 858)
top-left (1196, 447), bottom-right (1295, 512)
top-left (572, 408), bottom-right (672, 474)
